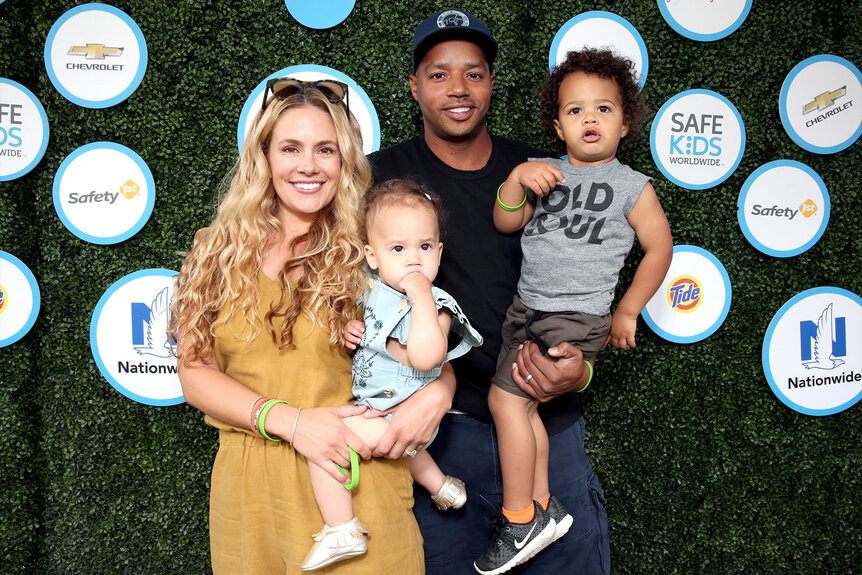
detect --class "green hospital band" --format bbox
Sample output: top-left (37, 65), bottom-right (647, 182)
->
top-left (578, 361), bottom-right (593, 393)
top-left (496, 182), bottom-right (527, 211)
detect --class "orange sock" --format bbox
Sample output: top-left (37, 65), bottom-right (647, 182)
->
top-left (539, 496), bottom-right (550, 510)
top-left (502, 502), bottom-right (535, 524)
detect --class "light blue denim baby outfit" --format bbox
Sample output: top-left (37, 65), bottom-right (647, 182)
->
top-left (352, 276), bottom-right (483, 412)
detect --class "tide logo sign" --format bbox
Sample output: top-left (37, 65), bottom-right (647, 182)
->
top-left (0, 284), bottom-right (7, 314)
top-left (799, 303), bottom-right (846, 371)
top-left (667, 276), bottom-right (703, 313)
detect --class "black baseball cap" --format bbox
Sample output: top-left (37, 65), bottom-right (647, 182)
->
top-left (412, 9), bottom-right (498, 73)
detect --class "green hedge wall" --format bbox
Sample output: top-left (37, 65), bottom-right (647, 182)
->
top-left (1, 1), bottom-right (859, 572)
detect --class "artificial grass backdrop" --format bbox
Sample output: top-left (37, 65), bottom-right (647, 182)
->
top-left (1, 1), bottom-right (859, 572)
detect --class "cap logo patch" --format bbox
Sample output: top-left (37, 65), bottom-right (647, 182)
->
top-left (437, 10), bottom-right (469, 29)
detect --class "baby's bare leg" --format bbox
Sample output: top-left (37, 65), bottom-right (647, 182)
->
top-left (308, 461), bottom-right (353, 526)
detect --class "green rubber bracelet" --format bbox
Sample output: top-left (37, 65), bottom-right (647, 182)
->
top-left (336, 448), bottom-right (360, 490)
top-left (496, 182), bottom-right (527, 211)
top-left (578, 361), bottom-right (593, 393)
top-left (257, 399), bottom-right (289, 441)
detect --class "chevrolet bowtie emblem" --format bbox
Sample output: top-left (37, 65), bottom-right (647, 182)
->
top-left (802, 86), bottom-right (846, 114)
top-left (68, 44), bottom-right (124, 60)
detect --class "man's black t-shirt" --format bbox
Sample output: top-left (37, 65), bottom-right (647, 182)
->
top-left (369, 135), bottom-right (580, 434)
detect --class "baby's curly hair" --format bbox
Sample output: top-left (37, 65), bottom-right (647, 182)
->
top-left (541, 48), bottom-right (645, 153)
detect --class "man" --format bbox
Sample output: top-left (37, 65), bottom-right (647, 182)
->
top-left (367, 9), bottom-right (610, 574)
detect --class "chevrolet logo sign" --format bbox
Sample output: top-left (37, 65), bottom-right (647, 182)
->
top-left (68, 44), bottom-right (124, 60)
top-left (802, 87), bottom-right (846, 114)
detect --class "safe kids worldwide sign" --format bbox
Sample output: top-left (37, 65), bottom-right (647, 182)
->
top-left (650, 89), bottom-right (746, 190)
top-left (762, 287), bottom-right (861, 416)
top-left (90, 269), bottom-right (183, 406)
top-left (0, 251), bottom-right (41, 348)
top-left (0, 78), bottom-right (49, 181)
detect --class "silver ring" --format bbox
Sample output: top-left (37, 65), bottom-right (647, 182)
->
top-left (525, 374), bottom-right (533, 383)
top-left (405, 449), bottom-right (418, 458)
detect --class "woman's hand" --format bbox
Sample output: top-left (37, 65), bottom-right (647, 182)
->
top-left (287, 404), bottom-right (373, 483)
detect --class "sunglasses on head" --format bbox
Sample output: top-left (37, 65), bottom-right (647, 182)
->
top-left (261, 77), bottom-right (350, 112)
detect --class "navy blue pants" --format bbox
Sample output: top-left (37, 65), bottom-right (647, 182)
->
top-left (414, 412), bottom-right (610, 574)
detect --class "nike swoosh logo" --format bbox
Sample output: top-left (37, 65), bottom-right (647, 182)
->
top-left (513, 523), bottom-right (537, 549)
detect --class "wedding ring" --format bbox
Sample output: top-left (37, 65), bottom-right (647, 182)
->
top-left (405, 449), bottom-right (418, 458)
top-left (525, 374), bottom-right (534, 383)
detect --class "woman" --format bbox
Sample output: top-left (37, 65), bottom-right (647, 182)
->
top-left (171, 78), bottom-right (424, 574)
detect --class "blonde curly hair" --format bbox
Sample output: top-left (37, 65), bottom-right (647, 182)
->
top-left (172, 87), bottom-right (370, 366)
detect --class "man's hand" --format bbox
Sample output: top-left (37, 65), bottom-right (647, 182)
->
top-left (513, 341), bottom-right (591, 401)
top-left (371, 377), bottom-right (451, 459)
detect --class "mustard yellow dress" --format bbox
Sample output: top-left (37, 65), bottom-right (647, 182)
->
top-left (207, 274), bottom-right (424, 574)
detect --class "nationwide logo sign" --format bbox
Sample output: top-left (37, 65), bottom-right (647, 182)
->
top-left (52, 142), bottom-right (155, 244)
top-left (0, 78), bottom-right (49, 181)
top-left (737, 160), bottom-right (831, 258)
top-left (642, 245), bottom-right (732, 343)
top-left (763, 287), bottom-right (861, 416)
top-left (0, 251), bottom-right (41, 348)
top-left (548, 11), bottom-right (648, 90)
top-left (90, 269), bottom-right (184, 406)
top-left (779, 54), bottom-right (861, 154)
top-left (658, 0), bottom-right (753, 41)
top-left (238, 64), bottom-right (380, 155)
top-left (650, 89), bottom-right (746, 190)
top-left (44, 4), bottom-right (147, 108)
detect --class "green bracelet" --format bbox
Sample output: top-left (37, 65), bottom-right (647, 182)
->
top-left (578, 361), bottom-right (593, 393)
top-left (257, 399), bottom-right (289, 441)
top-left (496, 182), bottom-right (527, 212)
top-left (336, 448), bottom-right (360, 490)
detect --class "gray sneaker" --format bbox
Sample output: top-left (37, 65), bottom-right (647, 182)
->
top-left (546, 495), bottom-right (573, 540)
top-left (473, 501), bottom-right (557, 575)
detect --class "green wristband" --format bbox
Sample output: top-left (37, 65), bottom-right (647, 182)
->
top-left (257, 399), bottom-right (289, 441)
top-left (496, 182), bottom-right (527, 212)
top-left (336, 448), bottom-right (360, 490)
top-left (578, 361), bottom-right (593, 393)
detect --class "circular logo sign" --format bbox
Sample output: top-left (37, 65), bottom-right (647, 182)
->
top-left (285, 0), bottom-right (355, 29)
top-left (0, 251), bottom-right (40, 347)
top-left (549, 11), bottom-right (648, 90)
top-left (779, 55), bottom-right (862, 154)
top-left (737, 160), bottom-right (830, 258)
top-left (763, 287), bottom-right (861, 416)
top-left (642, 245), bottom-right (732, 343)
top-left (657, 0), bottom-right (753, 41)
top-left (650, 89), bottom-right (746, 190)
top-left (53, 142), bottom-right (155, 244)
top-left (0, 78), bottom-right (49, 181)
top-left (237, 65), bottom-right (380, 155)
top-left (90, 269), bottom-right (183, 406)
top-left (44, 3), bottom-right (147, 108)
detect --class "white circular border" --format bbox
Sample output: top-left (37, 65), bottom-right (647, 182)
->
top-left (89, 268), bottom-right (183, 406)
top-left (52, 142), bottom-right (156, 245)
top-left (650, 88), bottom-right (747, 190)
top-left (737, 160), bottom-right (831, 258)
top-left (44, 3), bottom-right (148, 109)
top-left (657, 0), bottom-right (753, 42)
top-left (779, 54), bottom-right (862, 155)
top-left (285, 0), bottom-right (356, 29)
top-left (762, 287), bottom-right (862, 416)
top-left (548, 11), bottom-right (649, 90)
top-left (641, 245), bottom-right (732, 344)
top-left (237, 64), bottom-right (380, 155)
top-left (0, 251), bottom-right (41, 347)
top-left (0, 78), bottom-right (50, 182)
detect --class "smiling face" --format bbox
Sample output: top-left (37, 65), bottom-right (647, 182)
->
top-left (552, 71), bottom-right (629, 167)
top-left (364, 202), bottom-right (443, 292)
top-left (267, 105), bottom-right (342, 229)
top-left (409, 39), bottom-right (495, 144)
